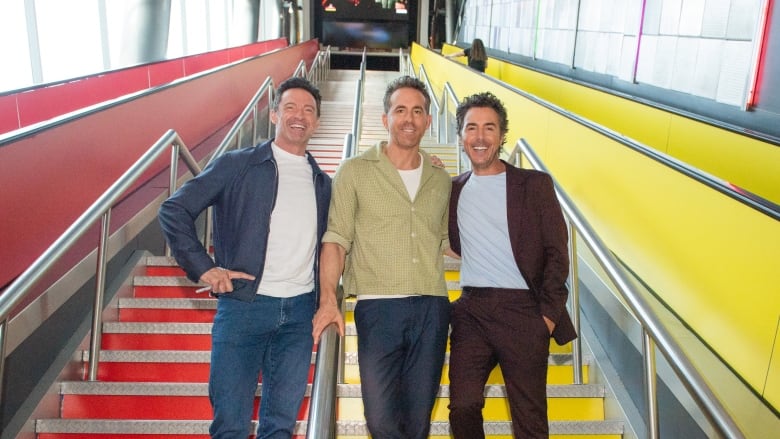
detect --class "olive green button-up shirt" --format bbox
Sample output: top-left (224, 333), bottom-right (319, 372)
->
top-left (323, 143), bottom-right (451, 297)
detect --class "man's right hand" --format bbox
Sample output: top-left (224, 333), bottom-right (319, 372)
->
top-left (199, 267), bottom-right (255, 294)
top-left (312, 303), bottom-right (345, 344)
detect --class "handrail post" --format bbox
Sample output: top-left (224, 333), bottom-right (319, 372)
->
top-left (0, 319), bottom-right (7, 411)
top-left (643, 331), bottom-right (660, 439)
top-left (252, 104), bottom-right (259, 145)
top-left (165, 143), bottom-right (181, 257)
top-left (267, 86), bottom-right (274, 140)
top-left (569, 226), bottom-right (583, 385)
top-left (87, 209), bottom-right (111, 381)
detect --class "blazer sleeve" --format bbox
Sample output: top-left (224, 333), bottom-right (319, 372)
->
top-left (158, 155), bottom-right (235, 282)
top-left (537, 174), bottom-right (570, 324)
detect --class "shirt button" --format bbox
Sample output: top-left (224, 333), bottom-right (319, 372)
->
top-left (412, 258), bottom-right (419, 263)
top-left (411, 232), bottom-right (416, 238)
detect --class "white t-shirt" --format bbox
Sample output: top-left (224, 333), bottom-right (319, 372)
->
top-left (256, 143), bottom-right (318, 297)
top-left (458, 172), bottom-right (529, 289)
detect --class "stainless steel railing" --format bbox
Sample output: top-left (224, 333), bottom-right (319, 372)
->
top-left (306, 51), bottom-right (365, 438)
top-left (0, 128), bottom-right (200, 393)
top-left (513, 138), bottom-right (744, 439)
top-left (414, 65), bottom-right (464, 173)
top-left (0, 50), bottom-right (332, 403)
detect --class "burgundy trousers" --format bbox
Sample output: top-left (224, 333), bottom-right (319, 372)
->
top-left (448, 286), bottom-right (551, 439)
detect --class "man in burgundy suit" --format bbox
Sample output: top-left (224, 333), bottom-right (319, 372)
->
top-left (447, 92), bottom-right (577, 438)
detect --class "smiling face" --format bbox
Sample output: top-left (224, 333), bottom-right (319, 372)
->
top-left (270, 87), bottom-right (320, 155)
top-left (459, 106), bottom-right (506, 175)
top-left (382, 87), bottom-right (432, 151)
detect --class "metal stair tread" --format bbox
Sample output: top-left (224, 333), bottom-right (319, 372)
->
top-left (134, 275), bottom-right (202, 287)
top-left (341, 350), bottom-right (589, 366)
top-left (80, 350), bottom-right (317, 364)
top-left (36, 418), bottom-right (623, 435)
top-left (118, 297), bottom-right (216, 309)
top-left (103, 321), bottom-right (212, 333)
top-left (59, 381), bottom-right (313, 396)
top-left (57, 381), bottom-right (604, 399)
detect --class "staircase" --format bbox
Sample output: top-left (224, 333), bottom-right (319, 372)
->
top-left (33, 69), bottom-right (624, 438)
top-left (334, 260), bottom-right (624, 438)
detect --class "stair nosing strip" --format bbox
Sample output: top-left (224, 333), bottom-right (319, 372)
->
top-left (118, 298), bottom-right (217, 309)
top-left (102, 322), bottom-right (212, 334)
top-left (36, 419), bottom-right (622, 435)
top-left (134, 275), bottom-right (204, 288)
top-left (81, 350), bottom-right (317, 364)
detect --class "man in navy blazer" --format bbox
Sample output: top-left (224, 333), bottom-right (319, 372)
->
top-left (159, 77), bottom-right (332, 439)
top-left (447, 92), bottom-right (576, 438)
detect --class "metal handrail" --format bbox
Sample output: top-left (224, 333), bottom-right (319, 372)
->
top-left (513, 138), bottom-right (744, 439)
top-left (437, 82), bottom-right (459, 145)
top-left (0, 129), bottom-right (199, 395)
top-left (1, 49), bottom-right (335, 399)
top-left (415, 68), bottom-right (465, 173)
top-left (307, 63), bottom-right (362, 437)
top-left (199, 48), bottom-right (332, 253)
top-left (415, 65), bottom-right (439, 138)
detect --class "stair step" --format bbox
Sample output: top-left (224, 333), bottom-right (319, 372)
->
top-left (80, 350), bottom-right (317, 382)
top-left (118, 298), bottom-right (216, 322)
top-left (57, 382), bottom-right (312, 420)
top-left (36, 419), bottom-right (307, 437)
top-left (36, 418), bottom-right (623, 437)
top-left (101, 322), bottom-right (213, 349)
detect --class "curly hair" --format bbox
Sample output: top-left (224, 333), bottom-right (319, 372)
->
top-left (273, 76), bottom-right (322, 117)
top-left (455, 91), bottom-right (509, 146)
top-left (383, 75), bottom-right (431, 114)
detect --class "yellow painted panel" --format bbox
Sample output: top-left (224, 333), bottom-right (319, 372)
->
top-left (341, 436), bottom-right (621, 439)
top-left (542, 110), bottom-right (778, 389)
top-left (766, 323), bottom-right (780, 408)
top-left (666, 117), bottom-right (780, 201)
top-left (439, 364), bottom-right (588, 386)
top-left (344, 363), bottom-right (586, 386)
top-left (342, 396), bottom-right (603, 423)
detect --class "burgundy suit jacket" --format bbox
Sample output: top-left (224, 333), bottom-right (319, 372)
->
top-left (449, 161), bottom-right (577, 345)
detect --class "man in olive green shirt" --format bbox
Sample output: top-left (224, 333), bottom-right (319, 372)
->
top-left (313, 76), bottom-right (451, 438)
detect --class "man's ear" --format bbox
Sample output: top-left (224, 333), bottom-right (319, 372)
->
top-left (270, 109), bottom-right (278, 125)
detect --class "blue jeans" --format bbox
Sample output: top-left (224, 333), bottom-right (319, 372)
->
top-left (354, 295), bottom-right (450, 439)
top-left (208, 292), bottom-right (315, 439)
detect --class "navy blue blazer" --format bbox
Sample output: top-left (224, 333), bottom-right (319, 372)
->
top-left (158, 139), bottom-right (331, 303)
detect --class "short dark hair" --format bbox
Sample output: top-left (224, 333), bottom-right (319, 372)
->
top-left (455, 91), bottom-right (509, 146)
top-left (273, 76), bottom-right (322, 117)
top-left (383, 75), bottom-right (431, 114)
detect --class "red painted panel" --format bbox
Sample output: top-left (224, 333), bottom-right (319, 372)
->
top-left (183, 51), bottom-right (230, 76)
top-left (15, 69), bottom-right (147, 126)
top-left (38, 435), bottom-right (213, 439)
top-left (145, 266), bottom-right (187, 276)
top-left (133, 286), bottom-right (205, 299)
top-left (101, 333), bottom-right (212, 350)
top-left (0, 40), bottom-right (320, 294)
top-left (0, 39), bottom-right (291, 136)
top-left (0, 94), bottom-right (19, 133)
top-left (148, 60), bottom-right (185, 87)
top-left (119, 309), bottom-right (216, 323)
top-left (62, 395), bottom-right (213, 419)
top-left (95, 362), bottom-right (211, 382)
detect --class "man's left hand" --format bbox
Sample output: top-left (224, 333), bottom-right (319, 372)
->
top-left (543, 316), bottom-right (555, 335)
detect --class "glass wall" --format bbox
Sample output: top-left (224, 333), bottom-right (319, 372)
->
top-left (0, 0), bottom-right (260, 94)
top-left (458, 0), bottom-right (769, 108)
